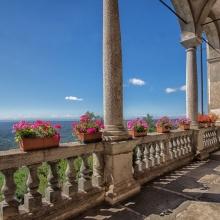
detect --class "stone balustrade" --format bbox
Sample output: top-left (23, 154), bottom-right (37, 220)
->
top-left (0, 126), bottom-right (220, 220)
top-left (131, 130), bottom-right (194, 184)
top-left (0, 142), bottom-right (105, 220)
top-left (195, 126), bottom-right (220, 160)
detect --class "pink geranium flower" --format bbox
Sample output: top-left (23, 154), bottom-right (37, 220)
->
top-left (12, 120), bottom-right (62, 142)
top-left (127, 118), bottom-right (148, 132)
top-left (72, 114), bottom-right (105, 135)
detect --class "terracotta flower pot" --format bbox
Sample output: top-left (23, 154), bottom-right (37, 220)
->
top-left (128, 130), bottom-right (147, 138)
top-left (157, 127), bottom-right (170, 133)
top-left (43, 137), bottom-right (60, 148)
top-left (77, 132), bottom-right (102, 143)
top-left (200, 123), bottom-right (210, 128)
top-left (19, 137), bottom-right (59, 151)
top-left (179, 125), bottom-right (190, 130)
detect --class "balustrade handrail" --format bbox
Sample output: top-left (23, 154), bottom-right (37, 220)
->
top-left (1, 127), bottom-right (219, 171)
top-left (0, 141), bottom-right (104, 171)
top-left (131, 129), bottom-right (194, 146)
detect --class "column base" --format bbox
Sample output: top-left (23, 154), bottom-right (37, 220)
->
top-left (105, 179), bottom-right (141, 205)
top-left (102, 129), bottom-right (132, 142)
top-left (190, 121), bottom-right (200, 129)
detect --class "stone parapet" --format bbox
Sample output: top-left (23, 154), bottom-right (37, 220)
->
top-left (0, 127), bottom-right (220, 219)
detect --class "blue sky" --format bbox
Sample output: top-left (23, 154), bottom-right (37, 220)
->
top-left (0, 0), bottom-right (207, 121)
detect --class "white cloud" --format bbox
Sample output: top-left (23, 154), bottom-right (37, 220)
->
top-left (166, 85), bottom-right (186, 93)
top-left (65, 96), bottom-right (83, 101)
top-left (129, 78), bottom-right (145, 86)
top-left (180, 85), bottom-right (186, 91)
top-left (166, 88), bottom-right (177, 93)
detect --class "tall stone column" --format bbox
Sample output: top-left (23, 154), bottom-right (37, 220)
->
top-left (181, 37), bottom-right (202, 129)
top-left (103, 0), bottom-right (131, 141)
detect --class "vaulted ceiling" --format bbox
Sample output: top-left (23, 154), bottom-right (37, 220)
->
top-left (171, 0), bottom-right (220, 59)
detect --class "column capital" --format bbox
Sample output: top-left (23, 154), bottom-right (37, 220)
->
top-left (180, 36), bottom-right (202, 49)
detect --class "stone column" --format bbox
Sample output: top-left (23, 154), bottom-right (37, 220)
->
top-left (181, 37), bottom-right (202, 129)
top-left (103, 0), bottom-right (131, 141)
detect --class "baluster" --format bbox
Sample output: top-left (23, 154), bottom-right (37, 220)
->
top-left (133, 145), bottom-right (143, 172)
top-left (63, 157), bottom-right (78, 197)
top-left (24, 163), bottom-right (42, 210)
top-left (45, 161), bottom-right (62, 203)
top-left (137, 145), bottom-right (143, 171)
top-left (176, 137), bottom-right (182, 157)
top-left (179, 137), bottom-right (185, 155)
top-left (206, 132), bottom-right (209, 146)
top-left (78, 154), bottom-right (92, 191)
top-left (149, 143), bottom-right (156, 167)
top-left (132, 147), bottom-right (137, 173)
top-left (183, 137), bottom-right (189, 154)
top-left (210, 132), bottom-right (213, 144)
top-left (172, 139), bottom-right (178, 158)
top-left (207, 132), bottom-right (211, 146)
top-left (209, 132), bottom-right (212, 145)
top-left (214, 131), bottom-right (218, 144)
top-left (143, 144), bottom-right (151, 169)
top-left (160, 141), bottom-right (166, 163)
top-left (211, 131), bottom-right (214, 144)
top-left (169, 140), bottom-right (174, 160)
top-left (0, 168), bottom-right (19, 219)
top-left (92, 152), bottom-right (103, 187)
top-left (155, 142), bottom-right (161, 165)
top-left (164, 140), bottom-right (171, 161)
top-left (212, 131), bottom-right (216, 144)
top-left (203, 133), bottom-right (207, 147)
top-left (187, 136), bottom-right (192, 153)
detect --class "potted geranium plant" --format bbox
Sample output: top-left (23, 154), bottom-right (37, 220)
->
top-left (12, 120), bottom-right (61, 151)
top-left (198, 115), bottom-right (211, 127)
top-left (72, 114), bottom-right (104, 143)
top-left (175, 118), bottom-right (191, 130)
top-left (127, 118), bottom-right (148, 137)
top-left (156, 116), bottom-right (174, 133)
top-left (210, 113), bottom-right (219, 126)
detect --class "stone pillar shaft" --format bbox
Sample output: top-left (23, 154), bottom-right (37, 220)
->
top-left (186, 47), bottom-right (199, 127)
top-left (103, 0), bottom-right (131, 141)
top-left (181, 37), bottom-right (201, 129)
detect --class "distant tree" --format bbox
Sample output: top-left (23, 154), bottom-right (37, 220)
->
top-left (142, 113), bottom-right (157, 133)
top-left (85, 111), bottom-right (104, 123)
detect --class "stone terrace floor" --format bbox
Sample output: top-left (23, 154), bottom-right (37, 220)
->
top-left (70, 151), bottom-right (220, 220)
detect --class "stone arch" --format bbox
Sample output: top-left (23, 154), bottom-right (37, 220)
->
top-left (170, 0), bottom-right (217, 41)
top-left (170, 0), bottom-right (195, 40)
top-left (203, 14), bottom-right (220, 59)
